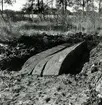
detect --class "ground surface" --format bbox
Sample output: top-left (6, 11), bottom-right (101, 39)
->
top-left (0, 33), bottom-right (102, 105)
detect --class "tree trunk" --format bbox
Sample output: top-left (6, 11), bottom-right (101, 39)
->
top-left (38, 0), bottom-right (40, 12)
top-left (62, 0), bottom-right (67, 31)
top-left (41, 0), bottom-right (45, 20)
top-left (98, 0), bottom-right (101, 29)
top-left (65, 0), bottom-right (67, 29)
top-left (31, 0), bottom-right (34, 21)
top-left (86, 0), bottom-right (89, 32)
top-left (82, 0), bottom-right (85, 32)
top-left (79, 0), bottom-right (82, 32)
top-left (2, 0), bottom-right (3, 13)
top-left (82, 0), bottom-right (85, 16)
top-left (92, 0), bottom-right (96, 31)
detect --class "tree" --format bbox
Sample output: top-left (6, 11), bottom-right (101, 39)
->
top-left (72, 0), bottom-right (94, 32)
top-left (0, 0), bottom-right (15, 13)
top-left (1, 0), bottom-right (3, 12)
top-left (22, 0), bottom-right (50, 21)
top-left (98, 0), bottom-right (102, 29)
top-left (0, 0), bottom-right (16, 33)
top-left (28, 0), bottom-right (35, 20)
top-left (56, 0), bottom-right (73, 31)
top-left (85, 0), bottom-right (97, 32)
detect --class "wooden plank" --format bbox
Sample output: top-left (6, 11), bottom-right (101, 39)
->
top-left (19, 43), bottom-right (68, 75)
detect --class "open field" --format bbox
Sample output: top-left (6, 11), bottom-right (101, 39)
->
top-left (0, 13), bottom-right (102, 42)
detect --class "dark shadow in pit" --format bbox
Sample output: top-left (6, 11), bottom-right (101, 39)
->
top-left (59, 41), bottom-right (90, 75)
top-left (0, 54), bottom-right (34, 71)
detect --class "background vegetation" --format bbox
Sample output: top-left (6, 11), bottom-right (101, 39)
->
top-left (0, 0), bottom-right (102, 41)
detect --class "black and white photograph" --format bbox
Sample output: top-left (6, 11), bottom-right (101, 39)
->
top-left (0, 0), bottom-right (102, 104)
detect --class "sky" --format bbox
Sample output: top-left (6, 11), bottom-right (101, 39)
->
top-left (1, 0), bottom-right (27, 11)
top-left (1, 0), bottom-right (56, 11)
top-left (0, 0), bottom-right (98, 12)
